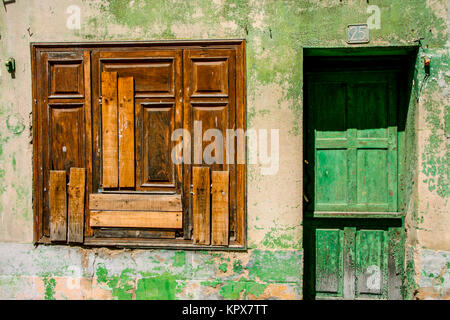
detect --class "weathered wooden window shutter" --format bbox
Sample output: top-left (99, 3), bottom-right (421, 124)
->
top-left (32, 41), bottom-right (246, 248)
top-left (37, 50), bottom-right (91, 244)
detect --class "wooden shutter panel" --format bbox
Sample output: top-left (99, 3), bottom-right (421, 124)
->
top-left (35, 50), bottom-right (91, 241)
top-left (183, 49), bottom-right (237, 242)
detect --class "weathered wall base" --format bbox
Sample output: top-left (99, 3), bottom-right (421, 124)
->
top-left (0, 244), bottom-right (302, 300)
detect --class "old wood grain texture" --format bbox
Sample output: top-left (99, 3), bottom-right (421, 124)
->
top-left (388, 227), bottom-right (403, 300)
top-left (343, 227), bottom-right (356, 300)
top-left (141, 104), bottom-right (173, 183)
top-left (118, 76), bottom-right (135, 188)
top-left (90, 211), bottom-right (182, 229)
top-left (83, 50), bottom-right (94, 237)
top-left (235, 41), bottom-right (247, 245)
top-left (101, 71), bottom-right (118, 188)
top-left (89, 193), bottom-right (182, 211)
top-left (211, 171), bottom-right (229, 246)
top-left (68, 168), bottom-right (86, 243)
top-left (33, 42), bottom-right (246, 246)
top-left (94, 228), bottom-right (175, 239)
top-left (192, 167), bottom-right (211, 245)
top-left (49, 170), bottom-right (67, 242)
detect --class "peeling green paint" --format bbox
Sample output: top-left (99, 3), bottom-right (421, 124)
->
top-left (136, 272), bottom-right (185, 300)
top-left (172, 251), bottom-right (186, 267)
top-left (218, 263), bottom-right (228, 273)
top-left (419, 50), bottom-right (450, 198)
top-left (247, 250), bottom-right (302, 283)
top-left (262, 225), bottom-right (301, 249)
top-left (42, 276), bottom-right (56, 300)
top-left (95, 263), bottom-right (187, 300)
top-left (219, 280), bottom-right (266, 299)
top-left (404, 252), bottom-right (418, 300)
top-left (233, 260), bottom-right (243, 274)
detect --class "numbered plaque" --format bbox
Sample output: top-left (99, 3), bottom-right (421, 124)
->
top-left (347, 24), bottom-right (370, 44)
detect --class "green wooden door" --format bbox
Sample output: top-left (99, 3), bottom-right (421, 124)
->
top-left (304, 70), bottom-right (404, 300)
top-left (309, 72), bottom-right (397, 213)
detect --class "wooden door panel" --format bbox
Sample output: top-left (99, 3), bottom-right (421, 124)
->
top-left (355, 229), bottom-right (387, 298)
top-left (308, 72), bottom-right (397, 213)
top-left (353, 84), bottom-right (388, 138)
top-left (49, 105), bottom-right (84, 173)
top-left (102, 59), bottom-right (175, 97)
top-left (137, 103), bottom-right (175, 186)
top-left (49, 62), bottom-right (84, 98)
top-left (356, 149), bottom-right (388, 207)
top-left (316, 149), bottom-right (348, 207)
top-left (191, 59), bottom-right (229, 97)
top-left (313, 224), bottom-right (401, 300)
top-left (315, 228), bottom-right (344, 297)
top-left (314, 82), bottom-right (347, 139)
top-left (47, 52), bottom-right (84, 99)
top-left (192, 104), bottom-right (228, 171)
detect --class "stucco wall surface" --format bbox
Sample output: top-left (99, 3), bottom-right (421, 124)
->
top-left (0, 0), bottom-right (448, 299)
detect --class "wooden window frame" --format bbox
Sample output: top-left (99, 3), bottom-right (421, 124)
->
top-left (31, 40), bottom-right (247, 250)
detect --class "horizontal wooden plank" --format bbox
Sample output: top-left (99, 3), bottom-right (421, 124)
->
top-left (94, 228), bottom-right (175, 239)
top-left (89, 193), bottom-right (182, 211)
top-left (90, 211), bottom-right (182, 229)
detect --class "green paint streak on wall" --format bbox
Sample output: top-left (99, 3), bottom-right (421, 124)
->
top-left (219, 280), bottom-right (266, 299)
top-left (247, 250), bottom-right (302, 283)
top-left (419, 50), bottom-right (449, 198)
top-left (172, 251), bottom-right (186, 267)
top-left (12, 153), bottom-right (16, 171)
top-left (96, 264), bottom-right (187, 300)
top-left (42, 276), bottom-right (56, 300)
top-left (200, 279), bottom-right (222, 288)
top-left (233, 260), bottom-right (243, 274)
top-left (201, 279), bottom-right (266, 299)
top-left (262, 226), bottom-right (301, 249)
top-left (218, 263), bottom-right (228, 273)
top-left (136, 272), bottom-right (185, 300)
top-left (96, 264), bottom-right (135, 300)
